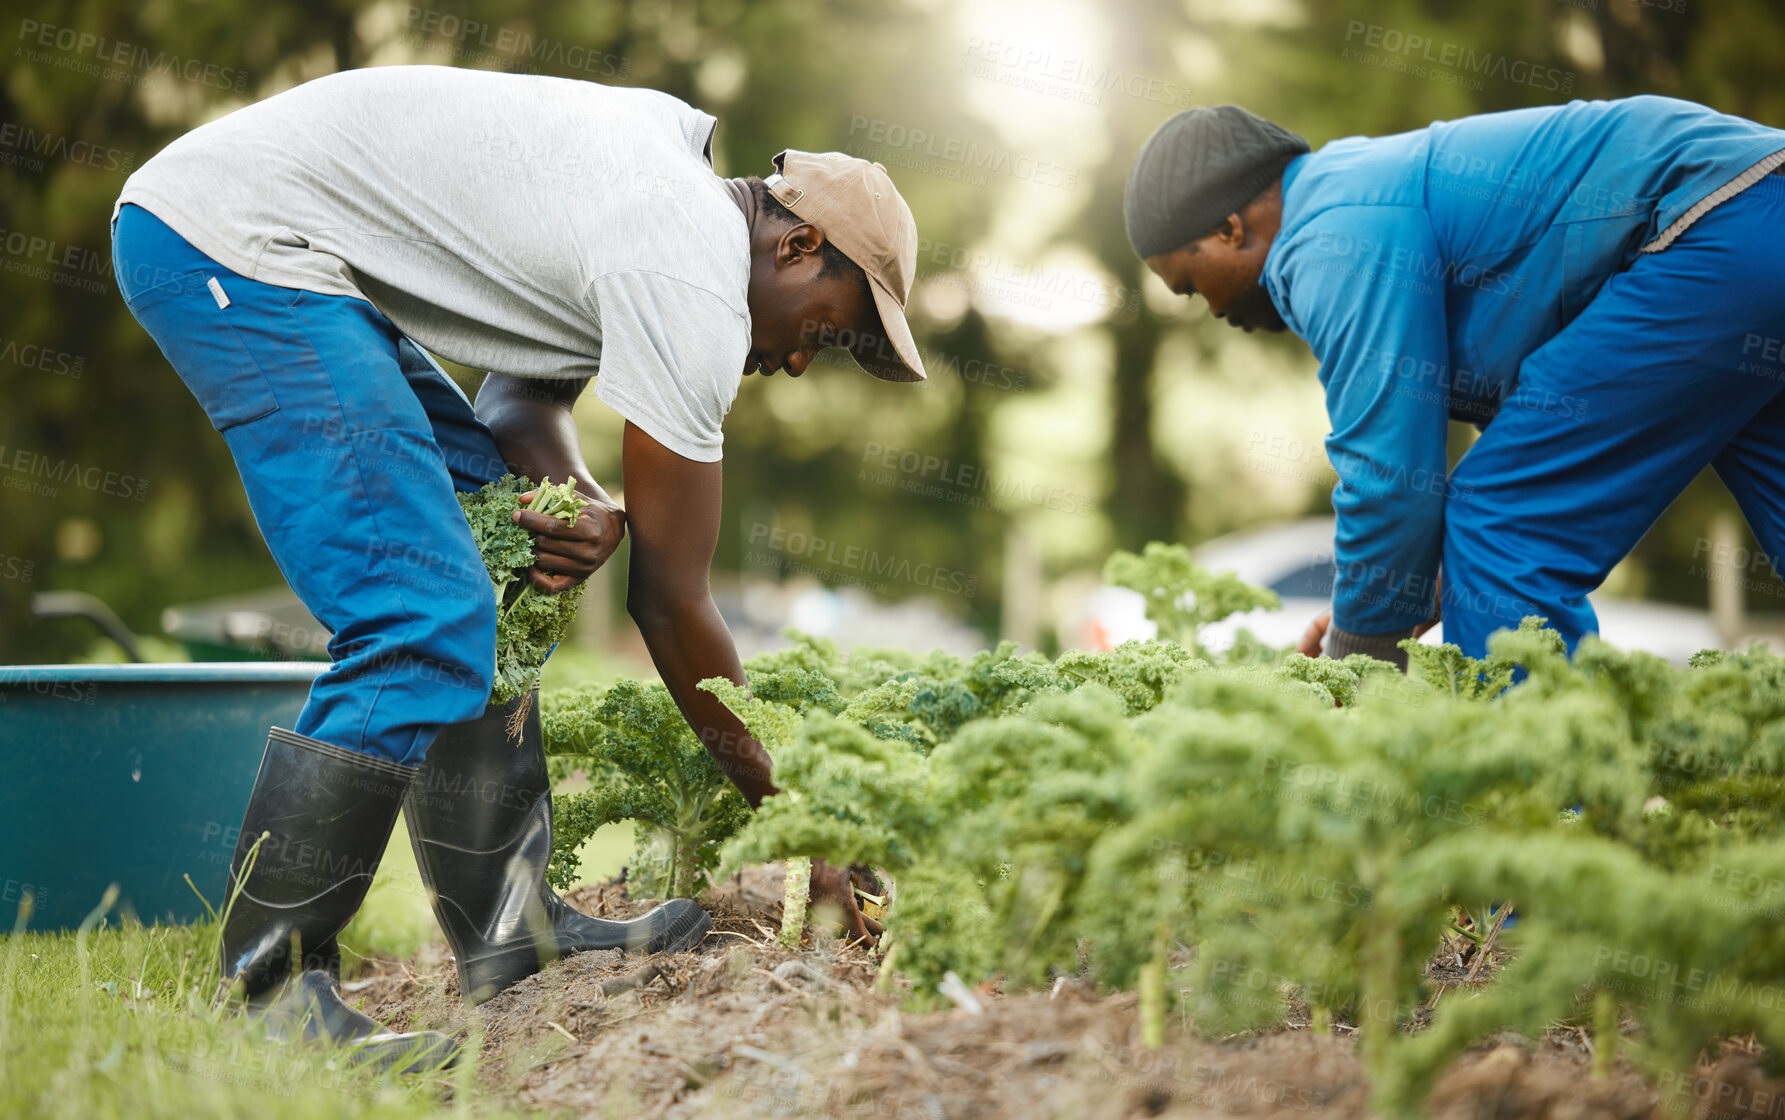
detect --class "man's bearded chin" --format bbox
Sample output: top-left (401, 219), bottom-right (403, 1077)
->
top-left (1229, 282), bottom-right (1288, 333)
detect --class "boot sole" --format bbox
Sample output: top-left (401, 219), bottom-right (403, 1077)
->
top-left (256, 971), bottom-right (461, 1074)
top-left (650, 901), bottom-right (714, 955)
top-left (346, 1030), bottom-right (461, 1075)
top-left (457, 902), bottom-right (715, 1005)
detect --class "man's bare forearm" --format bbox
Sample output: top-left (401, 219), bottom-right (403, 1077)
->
top-left (629, 589), bottom-right (777, 808)
top-left (474, 373), bottom-right (608, 498)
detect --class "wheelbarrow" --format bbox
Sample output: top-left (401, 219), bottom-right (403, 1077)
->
top-left (0, 660), bottom-right (326, 932)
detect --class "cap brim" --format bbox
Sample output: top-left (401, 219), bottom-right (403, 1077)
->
top-left (841, 275), bottom-right (925, 383)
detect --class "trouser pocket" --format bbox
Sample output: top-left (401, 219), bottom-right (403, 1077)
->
top-left (122, 270), bottom-right (285, 431)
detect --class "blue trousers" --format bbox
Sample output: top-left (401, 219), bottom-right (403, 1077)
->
top-left (113, 204), bottom-right (505, 765)
top-left (1445, 172), bottom-right (1785, 657)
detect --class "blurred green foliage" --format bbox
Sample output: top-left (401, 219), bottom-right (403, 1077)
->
top-left (5, 0), bottom-right (1783, 663)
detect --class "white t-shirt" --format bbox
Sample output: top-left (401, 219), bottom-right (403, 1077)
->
top-left (116, 65), bottom-right (750, 461)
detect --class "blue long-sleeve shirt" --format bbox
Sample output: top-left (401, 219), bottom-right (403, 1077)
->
top-left (1262, 95), bottom-right (1785, 636)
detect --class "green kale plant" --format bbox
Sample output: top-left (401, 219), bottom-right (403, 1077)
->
top-left (539, 575), bottom-right (1785, 1120)
top-left (707, 610), bottom-right (1785, 1117)
top-left (1103, 541), bottom-right (1281, 659)
top-left (540, 678), bottom-right (750, 898)
top-left (458, 474), bottom-right (588, 713)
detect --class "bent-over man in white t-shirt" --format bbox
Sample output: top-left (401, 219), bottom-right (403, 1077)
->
top-left (111, 64), bottom-right (923, 1068)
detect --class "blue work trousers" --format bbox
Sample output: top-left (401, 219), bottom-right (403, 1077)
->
top-left (1445, 173), bottom-right (1785, 657)
top-left (113, 203), bottom-right (506, 765)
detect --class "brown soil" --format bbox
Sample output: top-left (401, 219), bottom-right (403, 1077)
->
top-left (340, 867), bottom-right (1785, 1119)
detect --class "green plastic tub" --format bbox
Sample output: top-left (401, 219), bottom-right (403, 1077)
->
top-left (0, 662), bottom-right (326, 932)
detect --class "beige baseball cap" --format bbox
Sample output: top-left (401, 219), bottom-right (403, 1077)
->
top-left (766, 149), bottom-right (926, 383)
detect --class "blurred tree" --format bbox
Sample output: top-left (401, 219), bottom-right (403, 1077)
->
top-left (5, 0), bottom-right (1783, 665)
top-left (1, 0), bottom-right (1000, 660)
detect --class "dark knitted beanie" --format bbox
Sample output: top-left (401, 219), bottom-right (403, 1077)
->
top-left (1124, 105), bottom-right (1309, 258)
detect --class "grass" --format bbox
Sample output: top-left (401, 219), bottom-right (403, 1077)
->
top-left (1, 817), bottom-right (639, 1119)
top-left (0, 903), bottom-right (521, 1120)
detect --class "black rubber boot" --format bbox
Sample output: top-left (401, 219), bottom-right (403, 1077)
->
top-left (405, 692), bottom-right (713, 1005)
top-left (221, 727), bottom-right (458, 1073)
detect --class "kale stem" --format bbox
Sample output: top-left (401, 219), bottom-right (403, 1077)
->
top-left (500, 585), bottom-right (530, 624)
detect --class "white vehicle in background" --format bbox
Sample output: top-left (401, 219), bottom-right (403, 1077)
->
top-left (1084, 517), bottom-right (1725, 665)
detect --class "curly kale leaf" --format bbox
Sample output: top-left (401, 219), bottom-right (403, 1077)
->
top-left (1275, 651), bottom-right (1364, 707)
top-left (458, 474), bottom-right (588, 704)
top-left (720, 712), bottom-right (937, 875)
top-left (552, 589), bottom-right (1785, 1120)
top-left (831, 642), bottom-right (1068, 750)
top-left (1400, 616), bottom-right (1564, 700)
top-left (540, 678), bottom-right (749, 896)
top-left (735, 667), bottom-right (847, 718)
top-left (460, 473), bottom-right (535, 588)
top-left (697, 676), bottom-right (810, 752)
top-left (1054, 639), bottom-right (1208, 715)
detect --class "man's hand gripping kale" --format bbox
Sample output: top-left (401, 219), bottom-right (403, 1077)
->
top-left (478, 374), bottom-right (625, 593)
